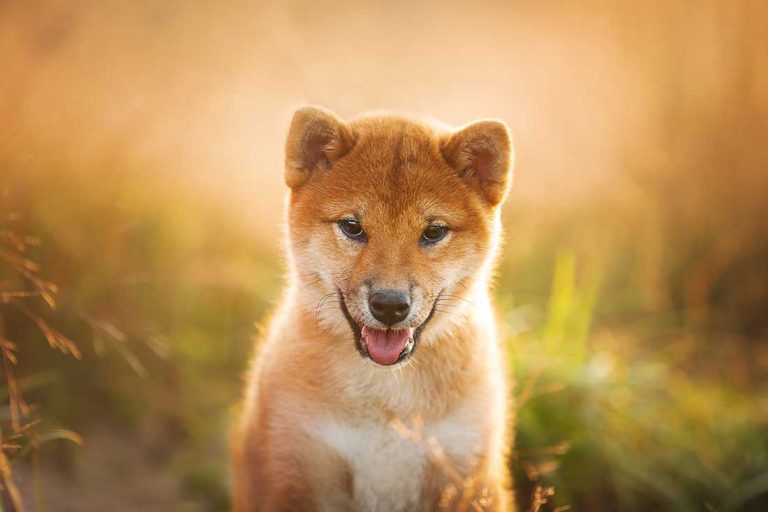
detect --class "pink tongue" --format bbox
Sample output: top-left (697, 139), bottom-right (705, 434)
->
top-left (361, 326), bottom-right (412, 365)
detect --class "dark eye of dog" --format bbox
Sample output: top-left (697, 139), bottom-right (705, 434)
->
top-left (339, 218), bottom-right (366, 240)
top-left (421, 224), bottom-right (448, 244)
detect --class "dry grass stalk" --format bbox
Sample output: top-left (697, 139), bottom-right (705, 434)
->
top-left (0, 198), bottom-right (82, 511)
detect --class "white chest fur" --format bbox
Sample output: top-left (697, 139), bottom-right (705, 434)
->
top-left (311, 405), bottom-right (486, 512)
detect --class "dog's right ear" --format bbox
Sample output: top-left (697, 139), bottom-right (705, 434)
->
top-left (284, 106), bottom-right (355, 189)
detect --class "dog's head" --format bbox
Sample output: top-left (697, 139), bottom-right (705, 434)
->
top-left (284, 106), bottom-right (513, 366)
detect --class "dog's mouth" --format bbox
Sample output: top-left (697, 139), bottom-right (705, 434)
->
top-left (337, 290), bottom-right (435, 366)
top-left (360, 326), bottom-right (414, 365)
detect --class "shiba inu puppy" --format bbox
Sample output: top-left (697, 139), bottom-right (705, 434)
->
top-left (232, 106), bottom-right (515, 511)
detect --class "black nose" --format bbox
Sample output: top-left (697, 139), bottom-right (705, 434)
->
top-left (368, 290), bottom-right (411, 326)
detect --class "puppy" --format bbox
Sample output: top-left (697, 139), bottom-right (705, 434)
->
top-left (232, 106), bottom-right (515, 511)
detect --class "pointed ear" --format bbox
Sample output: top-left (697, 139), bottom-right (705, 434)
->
top-left (441, 120), bottom-right (513, 205)
top-left (284, 106), bottom-right (356, 189)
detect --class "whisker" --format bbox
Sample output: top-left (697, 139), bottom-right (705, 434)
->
top-left (438, 294), bottom-right (474, 305)
top-left (433, 300), bottom-right (466, 309)
top-left (433, 301), bottom-right (462, 308)
top-left (298, 274), bottom-right (324, 292)
top-left (315, 293), bottom-right (338, 328)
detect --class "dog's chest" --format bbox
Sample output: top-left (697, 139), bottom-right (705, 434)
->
top-left (313, 411), bottom-right (483, 512)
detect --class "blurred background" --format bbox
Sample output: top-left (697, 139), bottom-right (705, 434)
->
top-left (1, 0), bottom-right (767, 510)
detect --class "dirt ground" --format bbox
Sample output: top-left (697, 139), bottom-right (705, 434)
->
top-left (15, 427), bottom-right (209, 512)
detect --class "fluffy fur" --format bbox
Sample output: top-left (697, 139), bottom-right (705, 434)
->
top-left (232, 106), bottom-right (515, 511)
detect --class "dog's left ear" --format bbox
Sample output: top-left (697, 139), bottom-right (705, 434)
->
top-left (441, 120), bottom-right (513, 206)
top-left (284, 106), bottom-right (356, 189)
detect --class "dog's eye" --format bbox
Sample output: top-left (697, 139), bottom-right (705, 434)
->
top-left (421, 224), bottom-right (448, 244)
top-left (339, 218), bottom-right (366, 240)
